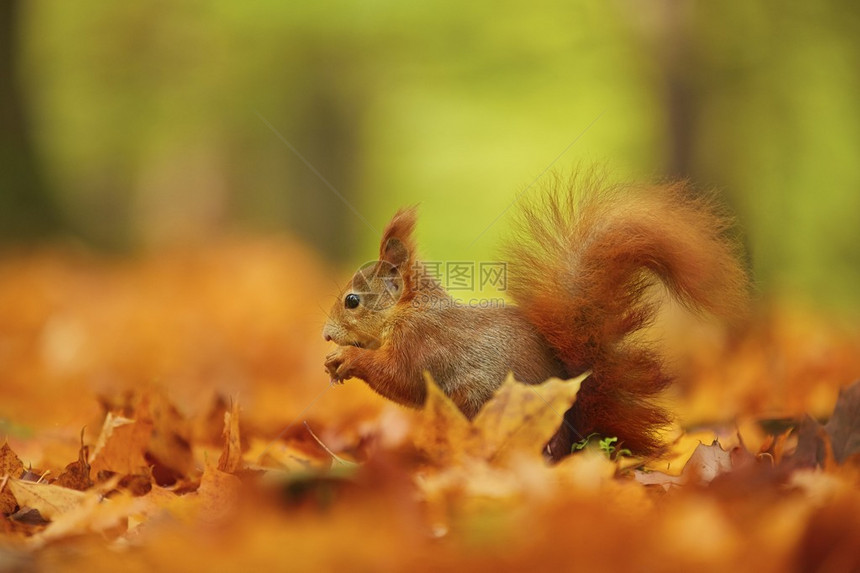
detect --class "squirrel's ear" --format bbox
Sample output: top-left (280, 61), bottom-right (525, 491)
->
top-left (379, 207), bottom-right (417, 270)
top-left (382, 238), bottom-right (409, 269)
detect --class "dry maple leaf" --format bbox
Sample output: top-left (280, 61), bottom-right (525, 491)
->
top-left (824, 379), bottom-right (860, 463)
top-left (679, 440), bottom-right (735, 484)
top-left (143, 391), bottom-right (195, 482)
top-left (89, 413), bottom-right (150, 477)
top-left (782, 381), bottom-right (860, 470)
top-left (195, 459), bottom-right (242, 526)
top-left (414, 372), bottom-right (584, 466)
top-left (635, 440), bottom-right (734, 489)
top-left (6, 479), bottom-right (87, 521)
top-left (15, 475), bottom-right (176, 549)
top-left (1, 442), bottom-right (25, 514)
top-left (53, 432), bottom-right (92, 491)
top-left (786, 415), bottom-right (831, 469)
top-left (412, 373), bottom-right (473, 467)
top-left (413, 372), bottom-right (585, 533)
top-left (470, 373), bottom-right (586, 463)
top-left (0, 443), bottom-right (24, 478)
top-left (27, 490), bottom-right (139, 549)
top-left (88, 391), bottom-right (195, 485)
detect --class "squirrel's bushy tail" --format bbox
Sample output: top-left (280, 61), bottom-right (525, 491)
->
top-left (505, 172), bottom-right (749, 456)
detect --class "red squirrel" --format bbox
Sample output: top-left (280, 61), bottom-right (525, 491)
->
top-left (323, 173), bottom-right (749, 460)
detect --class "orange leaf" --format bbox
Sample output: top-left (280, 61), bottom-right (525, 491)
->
top-left (0, 442), bottom-right (24, 514)
top-left (53, 432), bottom-right (92, 491)
top-left (29, 491), bottom-right (143, 548)
top-left (143, 391), bottom-right (194, 480)
top-left (89, 413), bottom-right (150, 476)
top-left (413, 372), bottom-right (584, 466)
top-left (196, 460), bottom-right (241, 525)
top-left (6, 479), bottom-right (87, 521)
top-left (471, 373), bottom-right (585, 463)
top-left (412, 373), bottom-right (473, 466)
top-left (635, 440), bottom-right (734, 489)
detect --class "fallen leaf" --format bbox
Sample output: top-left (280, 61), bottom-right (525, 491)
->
top-left (786, 415), bottom-right (828, 469)
top-left (471, 373), bottom-right (585, 463)
top-left (53, 432), bottom-right (92, 491)
top-left (824, 380), bottom-right (860, 463)
top-left (144, 391), bottom-right (194, 483)
top-left (28, 491), bottom-right (142, 549)
top-left (6, 479), bottom-right (87, 521)
top-left (679, 441), bottom-right (735, 485)
top-left (195, 460), bottom-right (241, 525)
top-left (0, 443), bottom-right (24, 478)
top-left (413, 373), bottom-right (584, 467)
top-left (1, 443), bottom-right (25, 514)
top-left (412, 374), bottom-right (473, 467)
top-left (642, 430), bottom-right (720, 475)
top-left (633, 468), bottom-right (683, 489)
top-left (635, 441), bottom-right (734, 489)
top-left (89, 413), bottom-right (150, 477)
top-left (412, 373), bottom-right (584, 533)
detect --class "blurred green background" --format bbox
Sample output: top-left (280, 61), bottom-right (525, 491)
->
top-left (2, 1), bottom-right (859, 309)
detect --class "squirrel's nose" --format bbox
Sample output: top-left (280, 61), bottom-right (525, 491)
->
top-left (324, 334), bottom-right (332, 342)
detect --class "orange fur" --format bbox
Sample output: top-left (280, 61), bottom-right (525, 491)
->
top-left (378, 207), bottom-right (419, 302)
top-left (506, 173), bottom-right (749, 456)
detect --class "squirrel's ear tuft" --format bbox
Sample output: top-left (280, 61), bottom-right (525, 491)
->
top-left (380, 207), bottom-right (417, 269)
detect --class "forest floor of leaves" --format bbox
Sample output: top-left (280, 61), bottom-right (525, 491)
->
top-left (1, 238), bottom-right (859, 572)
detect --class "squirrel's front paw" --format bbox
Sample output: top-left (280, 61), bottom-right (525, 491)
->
top-left (324, 347), bottom-right (353, 383)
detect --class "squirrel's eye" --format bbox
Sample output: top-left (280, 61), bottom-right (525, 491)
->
top-left (344, 293), bottom-right (360, 309)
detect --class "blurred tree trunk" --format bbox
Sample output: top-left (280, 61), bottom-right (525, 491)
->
top-left (660, 7), bottom-right (694, 180)
top-left (638, 1), bottom-right (697, 180)
top-left (0, 0), bottom-right (64, 242)
top-left (285, 46), bottom-right (365, 263)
